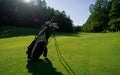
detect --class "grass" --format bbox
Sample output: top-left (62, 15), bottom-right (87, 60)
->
top-left (0, 26), bottom-right (37, 38)
top-left (0, 27), bottom-right (120, 75)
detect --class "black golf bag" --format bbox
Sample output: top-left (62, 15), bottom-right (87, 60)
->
top-left (26, 17), bottom-right (59, 60)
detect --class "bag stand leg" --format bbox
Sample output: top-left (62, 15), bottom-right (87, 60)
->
top-left (43, 47), bottom-right (48, 57)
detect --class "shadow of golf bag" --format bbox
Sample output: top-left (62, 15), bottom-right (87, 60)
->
top-left (26, 16), bottom-right (59, 60)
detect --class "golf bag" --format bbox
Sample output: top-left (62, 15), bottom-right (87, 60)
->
top-left (26, 16), bottom-right (59, 60)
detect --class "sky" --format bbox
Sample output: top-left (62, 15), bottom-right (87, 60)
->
top-left (45, 0), bottom-right (96, 26)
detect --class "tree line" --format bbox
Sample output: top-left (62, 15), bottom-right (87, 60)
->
top-left (82, 0), bottom-right (120, 32)
top-left (0, 0), bottom-right (73, 33)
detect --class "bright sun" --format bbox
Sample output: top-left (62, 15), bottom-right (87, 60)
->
top-left (24, 0), bottom-right (31, 3)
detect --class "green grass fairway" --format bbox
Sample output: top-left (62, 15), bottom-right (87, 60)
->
top-left (0, 32), bottom-right (120, 75)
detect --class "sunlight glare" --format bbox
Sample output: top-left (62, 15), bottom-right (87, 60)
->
top-left (24, 0), bottom-right (31, 3)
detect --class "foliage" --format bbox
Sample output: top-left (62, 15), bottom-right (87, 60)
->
top-left (57, 11), bottom-right (73, 33)
top-left (82, 0), bottom-right (120, 32)
top-left (82, 0), bottom-right (117, 32)
top-left (0, 0), bottom-right (73, 33)
top-left (73, 26), bottom-right (81, 32)
top-left (108, 0), bottom-right (120, 32)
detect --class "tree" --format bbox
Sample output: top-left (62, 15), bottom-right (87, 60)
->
top-left (108, 0), bottom-right (120, 32)
top-left (0, 0), bottom-right (73, 33)
top-left (57, 11), bottom-right (73, 33)
top-left (73, 26), bottom-right (81, 32)
top-left (82, 0), bottom-right (111, 32)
